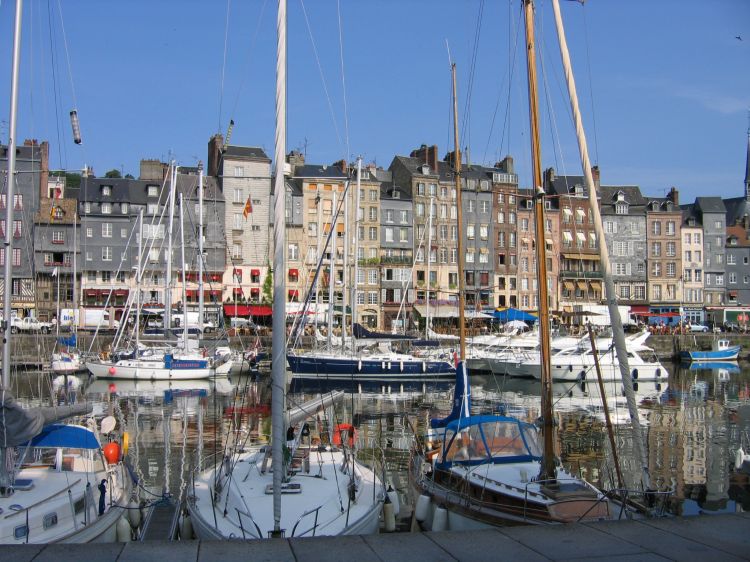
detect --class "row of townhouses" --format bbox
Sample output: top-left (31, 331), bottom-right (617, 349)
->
top-left (2, 133), bottom-right (750, 330)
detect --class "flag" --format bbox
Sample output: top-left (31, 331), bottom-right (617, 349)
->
top-left (54, 182), bottom-right (63, 199)
top-left (242, 196), bottom-right (253, 219)
top-left (51, 267), bottom-right (59, 277)
top-left (49, 206), bottom-right (56, 221)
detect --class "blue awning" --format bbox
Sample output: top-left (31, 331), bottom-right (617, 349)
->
top-left (29, 424), bottom-right (100, 450)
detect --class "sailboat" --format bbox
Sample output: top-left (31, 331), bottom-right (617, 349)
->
top-left (51, 210), bottom-right (83, 374)
top-left (287, 157), bottom-right (455, 382)
top-left (410, 0), bottom-right (642, 528)
top-left (187, 0), bottom-right (383, 539)
top-left (86, 167), bottom-right (232, 381)
top-left (1, 1), bottom-right (131, 543)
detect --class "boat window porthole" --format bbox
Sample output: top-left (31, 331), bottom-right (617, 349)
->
top-left (44, 512), bottom-right (58, 529)
top-left (14, 524), bottom-right (28, 539)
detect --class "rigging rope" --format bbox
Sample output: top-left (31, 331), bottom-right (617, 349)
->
top-left (299, 0), bottom-right (345, 155)
top-left (336, 0), bottom-right (350, 161)
top-left (219, 0), bottom-right (232, 133)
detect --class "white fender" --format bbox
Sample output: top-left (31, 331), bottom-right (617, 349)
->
top-left (432, 506), bottom-right (448, 532)
top-left (357, 359), bottom-right (363, 372)
top-left (399, 360), bottom-right (404, 372)
top-left (127, 500), bottom-right (141, 528)
top-left (116, 516), bottom-right (132, 542)
top-left (387, 486), bottom-right (400, 517)
top-left (422, 361), bottom-right (427, 373)
top-left (415, 493), bottom-right (431, 522)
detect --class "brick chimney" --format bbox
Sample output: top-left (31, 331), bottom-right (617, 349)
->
top-left (667, 186), bottom-right (679, 206)
top-left (207, 133), bottom-right (224, 178)
top-left (24, 139), bottom-right (49, 200)
top-left (332, 159), bottom-right (348, 174)
top-left (591, 165), bottom-right (600, 188)
top-left (409, 144), bottom-right (439, 173)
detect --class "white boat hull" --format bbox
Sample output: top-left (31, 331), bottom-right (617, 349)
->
top-left (87, 359), bottom-right (219, 380)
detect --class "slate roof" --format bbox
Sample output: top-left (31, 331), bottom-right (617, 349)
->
top-left (547, 174), bottom-right (588, 196)
top-left (695, 196), bottom-right (726, 214)
top-left (287, 178), bottom-right (303, 196)
top-left (681, 204), bottom-right (703, 227)
top-left (380, 181), bottom-right (412, 202)
top-left (598, 185), bottom-right (647, 216)
top-left (293, 164), bottom-right (348, 180)
top-left (723, 196), bottom-right (750, 226)
top-left (79, 177), bottom-right (151, 204)
top-left (175, 174), bottom-right (223, 201)
top-left (223, 146), bottom-right (270, 161)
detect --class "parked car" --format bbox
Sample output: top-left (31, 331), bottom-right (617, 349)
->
top-left (11, 316), bottom-right (53, 334)
top-left (724, 322), bottom-right (747, 333)
top-left (688, 323), bottom-right (710, 333)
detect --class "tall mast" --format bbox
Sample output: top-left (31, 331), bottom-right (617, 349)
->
top-left (2, 0), bottom-right (22, 391)
top-left (271, 0), bottom-right (287, 536)
top-left (164, 163), bottom-right (177, 333)
top-left (198, 162), bottom-right (205, 327)
top-left (179, 194), bottom-right (188, 349)
top-left (0, 0), bottom-right (23, 497)
top-left (425, 196), bottom-right (434, 338)
top-left (523, 0), bottom-right (556, 483)
top-left (451, 63), bottom-right (466, 361)
top-left (72, 209), bottom-right (77, 330)
top-left (351, 157), bottom-right (362, 334)
top-left (327, 191), bottom-right (337, 350)
top-left (551, 0), bottom-right (648, 488)
top-left (135, 210), bottom-right (144, 352)
top-left (343, 179), bottom-right (350, 349)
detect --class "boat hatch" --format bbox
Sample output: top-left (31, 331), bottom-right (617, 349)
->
top-left (437, 416), bottom-right (542, 469)
top-left (265, 482), bottom-right (302, 494)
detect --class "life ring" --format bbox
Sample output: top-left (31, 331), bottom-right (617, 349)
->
top-left (332, 423), bottom-right (358, 448)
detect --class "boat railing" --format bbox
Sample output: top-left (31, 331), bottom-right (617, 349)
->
top-left (581, 487), bottom-right (674, 521)
top-left (289, 504), bottom-right (322, 537)
top-left (233, 506), bottom-right (263, 539)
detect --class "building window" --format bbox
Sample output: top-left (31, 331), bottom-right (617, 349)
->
top-left (652, 284), bottom-right (661, 300)
top-left (367, 291), bottom-right (378, 305)
top-left (52, 231), bottom-right (64, 244)
top-left (13, 194), bottom-right (23, 210)
top-left (232, 243), bottom-right (242, 259)
top-left (102, 223), bottom-right (112, 238)
top-left (147, 203), bottom-right (158, 215)
top-left (101, 202), bottom-right (112, 214)
top-left (288, 243), bottom-right (299, 261)
top-left (369, 227), bottom-right (377, 240)
top-left (234, 166), bottom-right (244, 177)
top-left (12, 220), bottom-right (21, 238)
top-left (102, 247), bottom-right (112, 261)
top-left (147, 185), bottom-right (159, 197)
top-left (651, 221), bottom-right (661, 236)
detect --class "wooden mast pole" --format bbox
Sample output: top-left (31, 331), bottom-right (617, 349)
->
top-left (523, 0), bottom-right (556, 483)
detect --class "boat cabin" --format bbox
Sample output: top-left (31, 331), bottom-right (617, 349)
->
top-left (436, 415), bottom-right (542, 469)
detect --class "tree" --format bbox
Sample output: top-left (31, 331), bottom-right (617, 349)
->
top-left (124, 173), bottom-right (134, 179)
top-left (262, 267), bottom-right (273, 304)
top-left (104, 169), bottom-right (122, 178)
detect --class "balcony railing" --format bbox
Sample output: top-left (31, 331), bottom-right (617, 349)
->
top-left (380, 256), bottom-right (412, 265)
top-left (559, 270), bottom-right (602, 279)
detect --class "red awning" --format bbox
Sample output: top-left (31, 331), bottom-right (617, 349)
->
top-left (630, 305), bottom-right (649, 314)
top-left (223, 303), bottom-right (272, 317)
top-left (729, 291), bottom-right (738, 297)
top-left (209, 290), bottom-right (221, 296)
top-left (85, 289), bottom-right (99, 297)
top-left (251, 269), bottom-right (260, 276)
top-left (114, 289), bottom-right (129, 296)
top-left (186, 289), bottom-right (198, 297)
top-left (233, 287), bottom-right (243, 295)
top-left (288, 289), bottom-right (299, 298)
top-left (250, 288), bottom-right (260, 295)
top-left (289, 268), bottom-right (299, 276)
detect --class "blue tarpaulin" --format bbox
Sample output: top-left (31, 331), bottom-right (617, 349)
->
top-left (29, 424), bottom-right (100, 449)
top-left (493, 308), bottom-right (538, 323)
top-left (57, 333), bottom-right (77, 347)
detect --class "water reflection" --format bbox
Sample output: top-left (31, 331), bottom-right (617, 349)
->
top-left (11, 363), bottom-right (750, 519)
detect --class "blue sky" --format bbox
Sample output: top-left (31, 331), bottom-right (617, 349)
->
top-left (0, 0), bottom-right (748, 203)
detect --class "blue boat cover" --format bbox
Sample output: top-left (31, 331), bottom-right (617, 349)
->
top-left (29, 424), bottom-right (100, 450)
top-left (493, 307), bottom-right (537, 323)
top-left (57, 333), bottom-right (77, 347)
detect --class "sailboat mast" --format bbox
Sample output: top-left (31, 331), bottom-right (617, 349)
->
top-left (135, 210), bottom-right (143, 352)
top-left (72, 210), bottom-right (78, 331)
top-left (327, 191), bottom-right (337, 350)
top-left (271, 0), bottom-right (287, 537)
top-left (198, 162), bottom-right (205, 328)
top-left (179, 194), bottom-right (188, 348)
top-left (165, 163), bottom-right (177, 333)
top-left (1, 0), bottom-right (22, 390)
top-left (426, 196), bottom-right (433, 339)
top-left (550, 0), bottom-right (648, 488)
top-left (351, 157), bottom-right (362, 333)
top-left (523, 0), bottom-right (556, 483)
top-left (451, 63), bottom-right (466, 361)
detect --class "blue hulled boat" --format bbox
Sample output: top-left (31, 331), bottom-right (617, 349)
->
top-left (679, 339), bottom-right (742, 362)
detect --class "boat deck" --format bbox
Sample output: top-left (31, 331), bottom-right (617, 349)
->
top-left (4, 512), bottom-right (748, 560)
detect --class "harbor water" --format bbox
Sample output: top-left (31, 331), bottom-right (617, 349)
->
top-left (10, 360), bottom-right (750, 525)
